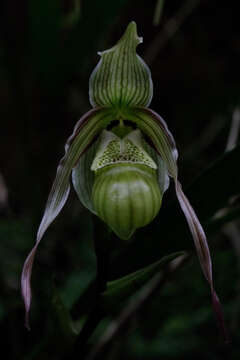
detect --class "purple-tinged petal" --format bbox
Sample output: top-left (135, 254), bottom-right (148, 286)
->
top-left (125, 106), bottom-right (228, 340)
top-left (175, 181), bottom-right (212, 282)
top-left (124, 107), bottom-right (178, 177)
top-left (21, 108), bottom-right (114, 328)
top-left (175, 181), bottom-right (229, 342)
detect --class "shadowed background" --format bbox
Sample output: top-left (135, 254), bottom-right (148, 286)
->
top-left (0, 0), bottom-right (240, 359)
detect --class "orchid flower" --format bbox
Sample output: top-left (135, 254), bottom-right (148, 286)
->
top-left (21, 22), bottom-right (226, 337)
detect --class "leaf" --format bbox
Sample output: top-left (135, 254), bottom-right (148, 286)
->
top-left (51, 286), bottom-right (78, 338)
top-left (207, 206), bottom-right (240, 234)
top-left (88, 254), bottom-right (188, 360)
top-left (101, 252), bottom-right (185, 310)
top-left (153, 0), bottom-right (165, 26)
top-left (21, 108), bottom-right (114, 328)
top-left (89, 22), bottom-right (153, 108)
top-left (62, 0), bottom-right (81, 28)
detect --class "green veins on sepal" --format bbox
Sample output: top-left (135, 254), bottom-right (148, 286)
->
top-left (89, 21), bottom-right (153, 109)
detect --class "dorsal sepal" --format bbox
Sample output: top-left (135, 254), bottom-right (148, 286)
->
top-left (89, 21), bottom-right (153, 109)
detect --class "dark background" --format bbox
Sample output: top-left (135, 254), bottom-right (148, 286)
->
top-left (0, 0), bottom-right (240, 359)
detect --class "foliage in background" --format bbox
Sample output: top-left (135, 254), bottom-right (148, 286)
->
top-left (0, 0), bottom-right (240, 359)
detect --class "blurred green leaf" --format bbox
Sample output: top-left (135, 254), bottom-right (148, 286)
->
top-left (207, 206), bottom-right (240, 234)
top-left (51, 286), bottom-right (78, 338)
top-left (63, 0), bottom-right (81, 29)
top-left (101, 251), bottom-right (185, 309)
top-left (153, 0), bottom-right (165, 26)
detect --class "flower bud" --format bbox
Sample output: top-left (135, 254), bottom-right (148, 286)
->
top-left (91, 129), bottom-right (162, 239)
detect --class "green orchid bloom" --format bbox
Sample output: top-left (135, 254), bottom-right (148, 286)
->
top-left (21, 22), bottom-right (227, 338)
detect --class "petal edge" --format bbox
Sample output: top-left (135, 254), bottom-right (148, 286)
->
top-left (21, 108), bottom-right (114, 327)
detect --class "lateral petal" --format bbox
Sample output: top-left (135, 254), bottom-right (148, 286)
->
top-left (21, 108), bottom-right (114, 328)
top-left (125, 106), bottom-right (227, 340)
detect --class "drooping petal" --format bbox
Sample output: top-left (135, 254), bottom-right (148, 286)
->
top-left (125, 106), bottom-right (228, 340)
top-left (175, 182), bottom-right (229, 342)
top-left (89, 21), bottom-right (153, 109)
top-left (21, 108), bottom-right (114, 328)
